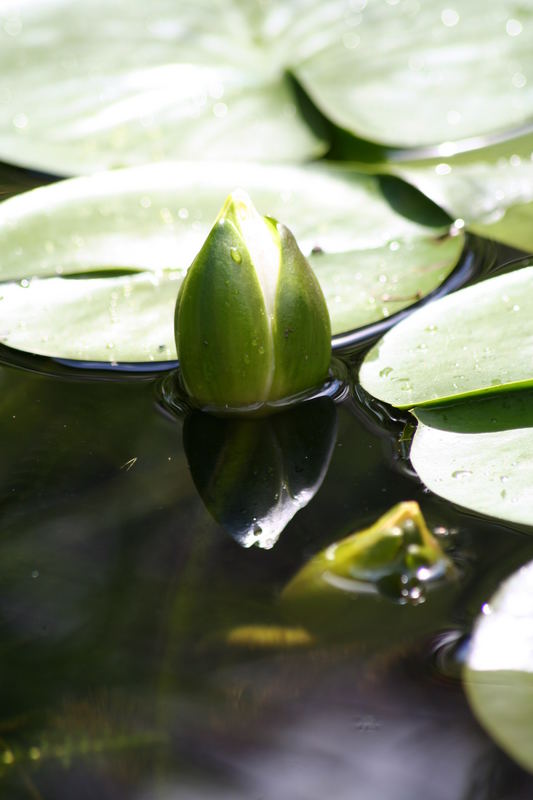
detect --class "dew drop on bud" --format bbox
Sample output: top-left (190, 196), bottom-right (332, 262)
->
top-left (230, 247), bottom-right (242, 264)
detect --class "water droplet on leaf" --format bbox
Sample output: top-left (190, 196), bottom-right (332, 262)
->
top-left (441, 8), bottom-right (459, 26)
top-left (451, 470), bottom-right (472, 479)
top-left (506, 18), bottom-right (523, 36)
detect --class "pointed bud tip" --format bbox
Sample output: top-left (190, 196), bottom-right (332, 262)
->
top-left (217, 188), bottom-right (256, 226)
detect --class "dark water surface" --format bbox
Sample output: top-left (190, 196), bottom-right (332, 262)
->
top-left (1, 167), bottom-right (533, 799)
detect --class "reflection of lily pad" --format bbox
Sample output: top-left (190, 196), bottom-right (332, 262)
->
top-left (465, 560), bottom-right (533, 773)
top-left (2, 1), bottom-right (533, 173)
top-left (410, 391), bottom-right (533, 528)
top-left (359, 265), bottom-right (533, 408)
top-left (0, 162), bottom-right (463, 363)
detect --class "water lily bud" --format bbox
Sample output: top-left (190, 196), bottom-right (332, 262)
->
top-left (175, 190), bottom-right (331, 412)
top-left (284, 501), bottom-right (455, 604)
top-left (282, 502), bottom-right (458, 645)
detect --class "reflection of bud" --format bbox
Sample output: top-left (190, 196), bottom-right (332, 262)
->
top-left (183, 397), bottom-right (337, 549)
top-left (285, 502), bottom-right (454, 603)
top-left (175, 190), bottom-right (331, 413)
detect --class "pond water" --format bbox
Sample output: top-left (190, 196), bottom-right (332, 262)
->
top-left (1, 166), bottom-right (533, 799)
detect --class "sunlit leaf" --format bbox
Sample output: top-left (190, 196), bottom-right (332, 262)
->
top-left (295, 1), bottom-right (533, 149)
top-left (471, 199), bottom-right (533, 253)
top-left (465, 560), bottom-right (533, 772)
top-left (410, 390), bottom-right (533, 527)
top-left (0, 0), bottom-right (326, 174)
top-left (359, 264), bottom-right (533, 409)
top-left (0, 161), bottom-right (462, 363)
top-left (2, 0), bottom-right (533, 173)
top-left (379, 132), bottom-right (533, 252)
top-left (0, 271), bottom-right (180, 363)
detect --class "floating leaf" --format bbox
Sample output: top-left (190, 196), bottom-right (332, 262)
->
top-left (0, 162), bottom-right (462, 363)
top-left (296, 1), bottom-right (533, 150)
top-left (359, 264), bottom-right (533, 409)
top-left (2, 1), bottom-right (533, 173)
top-left (465, 560), bottom-right (533, 772)
top-left (410, 391), bottom-right (533, 528)
top-left (0, 271), bottom-right (180, 363)
top-left (471, 199), bottom-right (533, 253)
top-left (391, 134), bottom-right (533, 222)
top-left (0, 0), bottom-right (326, 174)
top-left (381, 131), bottom-right (533, 252)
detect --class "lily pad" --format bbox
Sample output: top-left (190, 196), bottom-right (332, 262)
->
top-left (465, 560), bottom-right (533, 771)
top-left (410, 390), bottom-right (533, 527)
top-left (0, 161), bottom-right (463, 363)
top-left (2, 0), bottom-right (533, 173)
top-left (296, 0), bottom-right (533, 150)
top-left (0, 0), bottom-right (326, 174)
top-left (471, 199), bottom-right (533, 253)
top-left (383, 131), bottom-right (533, 252)
top-left (359, 264), bottom-right (533, 409)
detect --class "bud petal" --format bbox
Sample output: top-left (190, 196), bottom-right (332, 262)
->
top-left (175, 190), bottom-right (331, 412)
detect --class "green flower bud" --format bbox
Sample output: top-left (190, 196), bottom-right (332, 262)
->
top-left (284, 502), bottom-right (455, 604)
top-left (175, 190), bottom-right (331, 413)
top-left (282, 502), bottom-right (458, 645)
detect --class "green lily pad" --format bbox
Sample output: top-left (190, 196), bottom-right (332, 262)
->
top-left (383, 132), bottom-right (533, 252)
top-left (471, 199), bottom-right (533, 253)
top-left (2, 0), bottom-right (533, 173)
top-left (296, 0), bottom-right (533, 150)
top-left (465, 560), bottom-right (533, 771)
top-left (359, 264), bottom-right (533, 409)
top-left (410, 390), bottom-right (533, 527)
top-left (391, 133), bottom-right (533, 222)
top-left (0, 161), bottom-right (463, 363)
top-left (0, 0), bottom-right (326, 174)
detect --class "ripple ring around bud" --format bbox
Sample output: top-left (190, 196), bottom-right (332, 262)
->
top-left (158, 357), bottom-right (350, 420)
